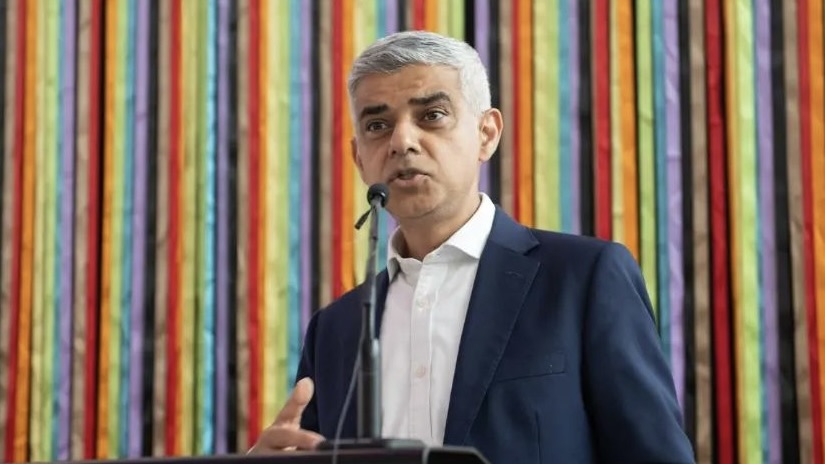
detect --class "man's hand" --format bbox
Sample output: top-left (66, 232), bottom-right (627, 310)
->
top-left (247, 377), bottom-right (325, 454)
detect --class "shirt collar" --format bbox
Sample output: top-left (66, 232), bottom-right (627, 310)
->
top-left (386, 193), bottom-right (496, 281)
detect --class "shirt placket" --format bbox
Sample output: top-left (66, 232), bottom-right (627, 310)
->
top-left (408, 260), bottom-right (439, 442)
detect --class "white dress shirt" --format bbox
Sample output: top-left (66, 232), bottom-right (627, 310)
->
top-left (380, 193), bottom-right (496, 446)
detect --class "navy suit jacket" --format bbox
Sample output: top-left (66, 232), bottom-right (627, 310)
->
top-left (297, 207), bottom-right (695, 463)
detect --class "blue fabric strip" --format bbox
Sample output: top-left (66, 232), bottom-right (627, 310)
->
top-left (119, 0), bottom-right (137, 455)
top-left (201, 0), bottom-right (218, 453)
top-left (288, 0), bottom-right (303, 393)
top-left (652, 0), bottom-right (670, 358)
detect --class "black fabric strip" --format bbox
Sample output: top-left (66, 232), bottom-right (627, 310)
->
top-left (226, 0), bottom-right (239, 452)
top-left (463, 0), bottom-right (474, 44)
top-left (769, 0), bottom-right (799, 462)
top-left (577, 0), bottom-right (593, 236)
top-left (487, 0), bottom-right (501, 205)
top-left (677, 0), bottom-right (696, 447)
top-left (141, 0), bottom-right (159, 455)
top-left (397, 0), bottom-right (407, 31)
top-left (309, 0), bottom-right (321, 318)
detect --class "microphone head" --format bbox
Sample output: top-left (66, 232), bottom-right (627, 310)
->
top-left (367, 183), bottom-right (390, 208)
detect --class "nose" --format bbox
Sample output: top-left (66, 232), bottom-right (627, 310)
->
top-left (388, 118), bottom-right (421, 157)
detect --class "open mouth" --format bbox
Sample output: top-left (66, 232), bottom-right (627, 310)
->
top-left (389, 168), bottom-right (428, 187)
top-left (391, 168), bottom-right (427, 181)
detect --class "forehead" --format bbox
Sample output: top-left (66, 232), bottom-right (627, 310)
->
top-left (350, 64), bottom-right (462, 109)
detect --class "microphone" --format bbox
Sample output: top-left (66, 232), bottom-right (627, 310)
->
top-left (320, 183), bottom-right (425, 452)
top-left (318, 183), bottom-right (490, 464)
top-left (355, 183), bottom-right (388, 440)
top-left (354, 183), bottom-right (389, 230)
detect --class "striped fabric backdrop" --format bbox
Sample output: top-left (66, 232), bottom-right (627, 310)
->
top-left (0, 0), bottom-right (823, 463)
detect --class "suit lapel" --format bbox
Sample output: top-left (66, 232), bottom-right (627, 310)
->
top-left (443, 210), bottom-right (540, 445)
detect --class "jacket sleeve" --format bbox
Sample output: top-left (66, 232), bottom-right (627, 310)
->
top-left (296, 311), bottom-right (320, 433)
top-left (583, 242), bottom-right (695, 463)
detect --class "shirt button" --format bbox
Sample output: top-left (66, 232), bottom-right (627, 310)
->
top-left (414, 365), bottom-right (427, 378)
top-left (416, 299), bottom-right (428, 311)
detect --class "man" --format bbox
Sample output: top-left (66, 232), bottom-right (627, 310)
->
top-left (250, 30), bottom-right (694, 463)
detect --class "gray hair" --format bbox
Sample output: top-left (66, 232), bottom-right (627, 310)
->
top-left (347, 30), bottom-right (491, 116)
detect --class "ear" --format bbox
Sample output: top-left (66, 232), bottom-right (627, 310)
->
top-left (478, 108), bottom-right (503, 162)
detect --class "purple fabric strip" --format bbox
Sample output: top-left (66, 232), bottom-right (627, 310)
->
top-left (215, 0), bottom-right (230, 453)
top-left (384, 0), bottom-right (398, 236)
top-left (663, 0), bottom-right (685, 410)
top-left (475, 0), bottom-right (490, 196)
top-left (127, 0), bottom-right (150, 456)
top-left (568, 0), bottom-right (580, 234)
top-left (56, 0), bottom-right (77, 459)
top-left (299, 0), bottom-right (312, 336)
top-left (755, 0), bottom-right (779, 460)
top-left (385, 0), bottom-right (398, 37)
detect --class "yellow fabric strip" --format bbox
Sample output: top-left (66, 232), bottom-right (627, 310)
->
top-left (180, 0), bottom-right (197, 454)
top-left (40, 0), bottom-right (60, 458)
top-left (808, 0), bottom-right (825, 450)
top-left (235, 0), bottom-right (250, 449)
top-left (0, 0), bottom-right (18, 458)
top-left (107, 0), bottom-right (127, 455)
top-left (449, 0), bottom-right (464, 40)
top-left (609, 0), bottom-right (624, 246)
top-left (151, 0), bottom-right (171, 455)
top-left (734, 0), bottom-right (762, 460)
top-left (532, 0), bottom-right (559, 231)
top-left (436, 0), bottom-right (448, 35)
top-left (30, 0), bottom-right (47, 456)
top-left (352, 0), bottom-right (374, 285)
top-left (722, 0), bottom-right (745, 459)
top-left (635, 0), bottom-right (657, 317)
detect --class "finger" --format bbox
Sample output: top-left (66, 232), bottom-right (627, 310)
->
top-left (274, 377), bottom-right (315, 426)
top-left (251, 427), bottom-right (324, 453)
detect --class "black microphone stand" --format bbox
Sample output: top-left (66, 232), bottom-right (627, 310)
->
top-left (320, 184), bottom-right (424, 450)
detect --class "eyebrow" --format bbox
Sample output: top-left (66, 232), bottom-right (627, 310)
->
top-left (408, 91), bottom-right (451, 107)
top-left (358, 92), bottom-right (452, 120)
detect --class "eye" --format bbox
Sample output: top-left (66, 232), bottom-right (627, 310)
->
top-left (365, 120), bottom-right (388, 132)
top-left (423, 110), bottom-right (446, 122)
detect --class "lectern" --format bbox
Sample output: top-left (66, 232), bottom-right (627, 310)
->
top-left (66, 446), bottom-right (490, 464)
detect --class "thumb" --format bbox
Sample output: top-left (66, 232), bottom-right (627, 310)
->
top-left (274, 377), bottom-right (315, 426)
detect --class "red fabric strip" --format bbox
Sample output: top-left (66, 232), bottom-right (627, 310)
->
top-left (797, 1), bottom-right (823, 462)
top-left (705, 1), bottom-right (734, 463)
top-left (332, 0), bottom-right (343, 298)
top-left (3, 0), bottom-right (26, 460)
top-left (83, 0), bottom-right (102, 457)
top-left (165, 0), bottom-right (182, 454)
top-left (593, 0), bottom-right (611, 239)
top-left (412, 0), bottom-right (425, 30)
top-left (246, 0), bottom-right (262, 447)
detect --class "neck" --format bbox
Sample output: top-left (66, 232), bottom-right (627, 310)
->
top-left (396, 192), bottom-right (482, 261)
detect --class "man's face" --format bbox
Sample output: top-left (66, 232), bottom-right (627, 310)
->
top-left (350, 64), bottom-right (501, 222)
